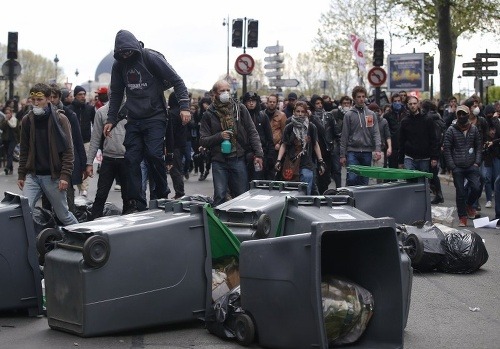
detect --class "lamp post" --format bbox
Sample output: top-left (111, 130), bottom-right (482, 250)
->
top-left (54, 54), bottom-right (59, 82)
top-left (457, 75), bottom-right (462, 100)
top-left (222, 15), bottom-right (230, 81)
top-left (75, 68), bottom-right (79, 79)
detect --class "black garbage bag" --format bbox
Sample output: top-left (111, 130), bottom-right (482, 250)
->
top-left (179, 194), bottom-right (213, 205)
top-left (437, 229), bottom-right (489, 274)
top-left (103, 202), bottom-right (121, 216)
top-left (32, 206), bottom-right (57, 236)
top-left (322, 276), bottom-right (374, 346)
top-left (74, 196), bottom-right (93, 222)
top-left (205, 285), bottom-right (243, 340)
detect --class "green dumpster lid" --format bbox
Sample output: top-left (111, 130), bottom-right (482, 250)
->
top-left (347, 165), bottom-right (433, 180)
top-left (204, 204), bottom-right (240, 260)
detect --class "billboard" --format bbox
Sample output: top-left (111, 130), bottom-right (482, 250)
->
top-left (387, 53), bottom-right (425, 91)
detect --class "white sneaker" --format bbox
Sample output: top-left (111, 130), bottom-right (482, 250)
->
top-left (114, 184), bottom-right (121, 191)
top-left (485, 201), bottom-right (492, 208)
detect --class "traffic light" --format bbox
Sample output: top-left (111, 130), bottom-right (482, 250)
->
top-left (247, 19), bottom-right (259, 48)
top-left (232, 19), bottom-right (243, 48)
top-left (373, 39), bottom-right (384, 67)
top-left (424, 54), bottom-right (434, 74)
top-left (7, 32), bottom-right (18, 60)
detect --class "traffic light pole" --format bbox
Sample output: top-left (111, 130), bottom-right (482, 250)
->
top-left (8, 59), bottom-right (14, 100)
top-left (242, 17), bottom-right (248, 96)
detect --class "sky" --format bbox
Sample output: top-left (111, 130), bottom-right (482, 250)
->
top-left (1, 0), bottom-right (499, 95)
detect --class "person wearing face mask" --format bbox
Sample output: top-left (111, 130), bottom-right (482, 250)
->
top-left (199, 80), bottom-right (263, 206)
top-left (384, 93), bottom-right (406, 169)
top-left (331, 95), bottom-right (352, 187)
top-left (443, 105), bottom-right (482, 227)
top-left (103, 29), bottom-right (191, 213)
top-left (17, 83), bottom-right (78, 226)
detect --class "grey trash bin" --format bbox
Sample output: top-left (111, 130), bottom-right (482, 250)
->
top-left (43, 201), bottom-right (212, 337)
top-left (214, 180), bottom-right (307, 242)
top-left (0, 192), bottom-right (43, 316)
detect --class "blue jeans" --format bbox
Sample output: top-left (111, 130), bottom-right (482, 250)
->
top-left (23, 174), bottom-right (78, 226)
top-left (452, 165), bottom-right (481, 218)
top-left (300, 168), bottom-right (314, 195)
top-left (346, 151), bottom-right (372, 186)
top-left (212, 157), bottom-right (248, 206)
top-left (404, 158), bottom-right (430, 172)
top-left (124, 119), bottom-right (169, 210)
top-left (481, 159), bottom-right (500, 202)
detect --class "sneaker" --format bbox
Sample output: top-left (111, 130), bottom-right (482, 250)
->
top-left (199, 171), bottom-right (209, 181)
top-left (4, 168), bottom-right (8, 175)
top-left (485, 201), bottom-right (492, 208)
top-left (123, 200), bottom-right (139, 215)
top-left (114, 184), bottom-right (121, 191)
top-left (184, 172), bottom-right (189, 180)
top-left (81, 190), bottom-right (88, 197)
top-left (431, 196), bottom-right (444, 205)
top-left (458, 217), bottom-right (467, 227)
top-left (466, 205), bottom-right (477, 219)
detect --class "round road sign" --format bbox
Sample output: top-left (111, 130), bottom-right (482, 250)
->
top-left (234, 54), bottom-right (255, 75)
top-left (368, 67), bottom-right (387, 87)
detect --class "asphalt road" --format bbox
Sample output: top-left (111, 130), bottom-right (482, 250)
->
top-left (1, 163), bottom-right (499, 349)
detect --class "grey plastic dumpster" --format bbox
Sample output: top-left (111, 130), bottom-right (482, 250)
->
top-left (0, 192), bottom-right (43, 316)
top-left (214, 180), bottom-right (307, 242)
top-left (332, 165), bottom-right (432, 225)
top-left (240, 196), bottom-right (405, 348)
top-left (282, 196), bottom-right (412, 330)
top-left (43, 201), bottom-right (214, 337)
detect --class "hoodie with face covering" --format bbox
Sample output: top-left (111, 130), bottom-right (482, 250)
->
top-left (106, 29), bottom-right (190, 126)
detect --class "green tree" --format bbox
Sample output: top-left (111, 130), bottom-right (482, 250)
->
top-left (387, 0), bottom-right (500, 100)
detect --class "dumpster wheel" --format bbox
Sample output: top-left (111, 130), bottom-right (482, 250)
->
top-left (405, 233), bottom-right (424, 264)
top-left (83, 235), bottom-right (110, 268)
top-left (37, 228), bottom-right (63, 264)
top-left (255, 214), bottom-right (271, 238)
top-left (235, 313), bottom-right (255, 346)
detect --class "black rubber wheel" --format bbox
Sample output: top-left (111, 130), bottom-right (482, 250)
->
top-left (36, 228), bottom-right (63, 260)
top-left (82, 235), bottom-right (110, 268)
top-left (234, 313), bottom-right (255, 346)
top-left (255, 214), bottom-right (271, 238)
top-left (323, 188), bottom-right (337, 195)
top-left (405, 233), bottom-right (424, 264)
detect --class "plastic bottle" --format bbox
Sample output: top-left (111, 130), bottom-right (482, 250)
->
top-left (41, 279), bottom-right (46, 311)
top-left (221, 130), bottom-right (233, 154)
top-left (254, 159), bottom-right (262, 172)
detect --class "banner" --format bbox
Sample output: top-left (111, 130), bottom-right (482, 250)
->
top-left (387, 53), bottom-right (425, 91)
top-left (349, 34), bottom-right (367, 73)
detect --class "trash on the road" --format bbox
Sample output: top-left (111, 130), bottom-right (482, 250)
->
top-left (473, 216), bottom-right (498, 229)
top-left (469, 307), bottom-right (480, 312)
top-left (322, 276), bottom-right (374, 346)
top-left (437, 229), bottom-right (489, 274)
top-left (431, 206), bottom-right (456, 226)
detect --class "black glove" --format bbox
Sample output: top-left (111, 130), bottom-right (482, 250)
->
top-left (165, 153), bottom-right (174, 165)
top-left (317, 159), bottom-right (326, 174)
top-left (275, 159), bottom-right (283, 172)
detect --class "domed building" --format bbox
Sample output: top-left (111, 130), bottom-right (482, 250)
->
top-left (94, 51), bottom-right (114, 84)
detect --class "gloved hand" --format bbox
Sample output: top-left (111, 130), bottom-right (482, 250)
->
top-left (275, 159), bottom-right (283, 172)
top-left (165, 153), bottom-right (174, 165)
top-left (317, 159), bottom-right (326, 175)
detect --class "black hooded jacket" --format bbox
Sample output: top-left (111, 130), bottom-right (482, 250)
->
top-left (106, 29), bottom-right (190, 125)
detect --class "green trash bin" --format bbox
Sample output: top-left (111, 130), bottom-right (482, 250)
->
top-left (347, 165), bottom-right (433, 181)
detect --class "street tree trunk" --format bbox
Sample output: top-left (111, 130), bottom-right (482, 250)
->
top-left (436, 0), bottom-right (456, 100)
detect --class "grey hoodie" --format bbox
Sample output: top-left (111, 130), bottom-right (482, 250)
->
top-left (340, 105), bottom-right (381, 157)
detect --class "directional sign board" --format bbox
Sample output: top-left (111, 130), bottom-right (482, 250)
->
top-left (0, 76), bottom-right (7, 80)
top-left (265, 71), bottom-right (283, 78)
top-left (463, 61), bottom-right (498, 68)
top-left (234, 54), bottom-right (255, 75)
top-left (367, 67), bottom-right (387, 87)
top-left (264, 45), bottom-right (284, 54)
top-left (264, 55), bottom-right (284, 63)
top-left (264, 63), bottom-right (284, 70)
top-left (476, 53), bottom-right (500, 59)
top-left (269, 79), bottom-right (300, 87)
top-left (462, 70), bottom-right (498, 77)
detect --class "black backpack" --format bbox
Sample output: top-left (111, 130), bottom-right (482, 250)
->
top-left (141, 45), bottom-right (174, 91)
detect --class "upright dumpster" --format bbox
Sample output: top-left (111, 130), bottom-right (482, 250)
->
top-left (0, 192), bottom-right (43, 316)
top-left (214, 180), bottom-right (307, 242)
top-left (239, 196), bottom-right (406, 348)
top-left (43, 201), bottom-right (239, 337)
top-left (334, 165), bottom-right (433, 225)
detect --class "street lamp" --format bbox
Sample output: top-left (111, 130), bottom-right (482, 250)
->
top-left (75, 68), bottom-right (79, 79)
top-left (54, 54), bottom-right (59, 82)
top-left (222, 15), bottom-right (230, 80)
top-left (457, 75), bottom-right (462, 100)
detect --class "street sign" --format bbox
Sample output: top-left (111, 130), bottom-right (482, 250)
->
top-left (264, 45), bottom-right (284, 54)
top-left (462, 70), bottom-right (498, 77)
top-left (269, 79), bottom-right (300, 87)
top-left (265, 71), bottom-right (283, 78)
top-left (476, 53), bottom-right (500, 59)
top-left (367, 66), bottom-right (387, 87)
top-left (264, 55), bottom-right (284, 63)
top-left (0, 76), bottom-right (7, 80)
top-left (463, 61), bottom-right (498, 68)
top-left (264, 63), bottom-right (284, 70)
top-left (234, 53), bottom-right (255, 75)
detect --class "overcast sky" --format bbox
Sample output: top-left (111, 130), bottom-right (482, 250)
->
top-left (1, 0), bottom-right (499, 94)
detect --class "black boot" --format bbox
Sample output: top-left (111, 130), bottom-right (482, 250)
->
top-left (199, 171), bottom-right (209, 181)
top-left (431, 192), bottom-right (444, 205)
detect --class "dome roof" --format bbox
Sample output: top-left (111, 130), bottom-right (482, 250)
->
top-left (95, 51), bottom-right (114, 82)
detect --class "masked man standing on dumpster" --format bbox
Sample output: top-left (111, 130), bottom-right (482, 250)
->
top-left (103, 29), bottom-right (191, 213)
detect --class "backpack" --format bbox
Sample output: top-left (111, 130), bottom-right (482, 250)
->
top-left (141, 46), bottom-right (174, 91)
